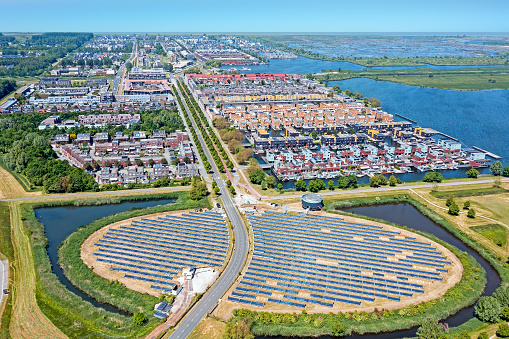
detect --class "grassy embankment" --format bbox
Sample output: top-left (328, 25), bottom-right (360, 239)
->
top-left (4, 191), bottom-right (210, 339)
top-left (0, 202), bottom-right (14, 339)
top-left (315, 66), bottom-right (509, 90)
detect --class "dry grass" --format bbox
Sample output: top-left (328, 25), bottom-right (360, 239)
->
top-left (0, 166), bottom-right (42, 199)
top-left (187, 317), bottom-right (226, 339)
top-left (9, 202), bottom-right (67, 339)
top-left (412, 181), bottom-right (509, 260)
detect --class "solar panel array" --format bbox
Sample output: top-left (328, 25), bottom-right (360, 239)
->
top-left (92, 211), bottom-right (228, 292)
top-left (228, 211), bottom-right (452, 309)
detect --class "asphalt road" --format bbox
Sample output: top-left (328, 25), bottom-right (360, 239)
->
top-left (167, 78), bottom-right (248, 339)
top-left (0, 260), bottom-right (7, 305)
top-left (112, 42), bottom-right (136, 94)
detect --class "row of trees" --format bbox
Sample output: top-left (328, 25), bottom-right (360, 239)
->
top-left (0, 79), bottom-right (16, 100)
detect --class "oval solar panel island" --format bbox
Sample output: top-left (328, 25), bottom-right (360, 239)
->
top-left (223, 210), bottom-right (462, 314)
top-left (81, 210), bottom-right (231, 302)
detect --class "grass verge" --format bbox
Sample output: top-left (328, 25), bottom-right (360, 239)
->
top-left (471, 224), bottom-right (507, 248)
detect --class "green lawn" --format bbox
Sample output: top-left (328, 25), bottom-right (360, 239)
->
top-left (471, 224), bottom-right (507, 247)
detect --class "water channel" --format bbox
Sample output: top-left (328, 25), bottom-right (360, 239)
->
top-left (257, 202), bottom-right (500, 339)
top-left (34, 198), bottom-right (177, 314)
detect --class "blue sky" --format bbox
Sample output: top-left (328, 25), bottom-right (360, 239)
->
top-left (1, 0), bottom-right (508, 32)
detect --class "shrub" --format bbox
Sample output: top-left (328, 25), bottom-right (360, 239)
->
top-left (497, 323), bottom-right (509, 338)
top-left (423, 171), bottom-right (443, 183)
top-left (475, 296), bottom-right (501, 323)
top-left (477, 332), bottom-right (488, 339)
top-left (416, 317), bottom-right (444, 339)
top-left (467, 208), bottom-right (476, 218)
top-left (331, 321), bottom-right (346, 336)
top-left (463, 200), bottom-right (471, 209)
top-left (446, 195), bottom-right (455, 207)
top-left (448, 203), bottom-right (460, 216)
top-left (466, 168), bottom-right (479, 178)
top-left (133, 313), bottom-right (147, 326)
top-left (494, 286), bottom-right (509, 307)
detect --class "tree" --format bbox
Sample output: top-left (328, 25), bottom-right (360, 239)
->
top-left (416, 317), bottom-right (444, 339)
top-left (497, 323), bottom-right (509, 338)
top-left (491, 160), bottom-right (503, 176)
top-left (369, 97), bottom-right (382, 107)
top-left (136, 159), bottom-right (143, 166)
top-left (494, 285), bottom-right (509, 308)
top-left (266, 176), bottom-right (276, 189)
top-left (148, 159), bottom-right (155, 167)
top-left (261, 180), bottom-right (267, 190)
top-left (161, 158), bottom-right (168, 165)
top-left (475, 296), bottom-right (501, 323)
top-left (249, 169), bottom-right (266, 185)
top-left (454, 332), bottom-right (471, 339)
top-left (309, 179), bottom-right (325, 192)
top-left (331, 321), bottom-right (346, 336)
top-left (133, 312), bottom-right (147, 326)
top-left (501, 306), bottom-right (509, 321)
top-left (370, 174), bottom-right (387, 187)
top-left (423, 172), bottom-right (443, 183)
top-left (389, 174), bottom-right (397, 186)
top-left (189, 178), bottom-right (209, 200)
top-left (295, 180), bottom-right (307, 191)
top-left (448, 203), bottom-right (460, 216)
top-left (277, 183), bottom-right (283, 191)
top-left (126, 62), bottom-right (133, 71)
top-left (223, 320), bottom-right (253, 339)
top-left (466, 168), bottom-right (479, 178)
top-left (328, 180), bottom-right (335, 190)
top-left (228, 139), bottom-right (242, 153)
top-left (463, 200), bottom-right (471, 209)
top-left (446, 195), bottom-right (455, 207)
top-left (494, 176), bottom-right (502, 187)
top-left (477, 332), bottom-right (489, 339)
top-left (503, 166), bottom-right (509, 177)
top-left (332, 84), bottom-right (340, 92)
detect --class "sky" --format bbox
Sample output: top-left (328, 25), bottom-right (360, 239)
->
top-left (1, 0), bottom-right (508, 33)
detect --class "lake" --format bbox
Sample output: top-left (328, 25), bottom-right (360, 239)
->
top-left (34, 198), bottom-right (177, 314)
top-left (329, 78), bottom-right (509, 162)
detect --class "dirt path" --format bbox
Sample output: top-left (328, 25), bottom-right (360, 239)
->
top-left (9, 202), bottom-right (67, 339)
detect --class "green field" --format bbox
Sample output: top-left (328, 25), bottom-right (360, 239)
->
top-left (315, 66), bottom-right (509, 90)
top-left (430, 187), bottom-right (508, 199)
top-left (471, 224), bottom-right (507, 247)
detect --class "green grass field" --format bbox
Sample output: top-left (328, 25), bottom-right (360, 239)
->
top-left (316, 66), bottom-right (509, 90)
top-left (430, 187), bottom-right (508, 199)
top-left (471, 224), bottom-right (507, 247)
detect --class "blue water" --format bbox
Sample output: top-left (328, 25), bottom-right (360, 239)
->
top-left (221, 56), bottom-right (364, 73)
top-left (222, 55), bottom-right (506, 73)
top-left (34, 198), bottom-right (177, 314)
top-left (329, 78), bottom-right (509, 162)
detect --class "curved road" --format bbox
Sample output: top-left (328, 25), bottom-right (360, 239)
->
top-left (166, 78), bottom-right (248, 339)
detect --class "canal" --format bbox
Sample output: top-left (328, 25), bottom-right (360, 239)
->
top-left (256, 202), bottom-right (500, 339)
top-left (34, 198), bottom-right (176, 314)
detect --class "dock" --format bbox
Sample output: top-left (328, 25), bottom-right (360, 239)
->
top-left (437, 132), bottom-right (459, 141)
top-left (394, 113), bottom-right (417, 124)
top-left (472, 146), bottom-right (501, 159)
